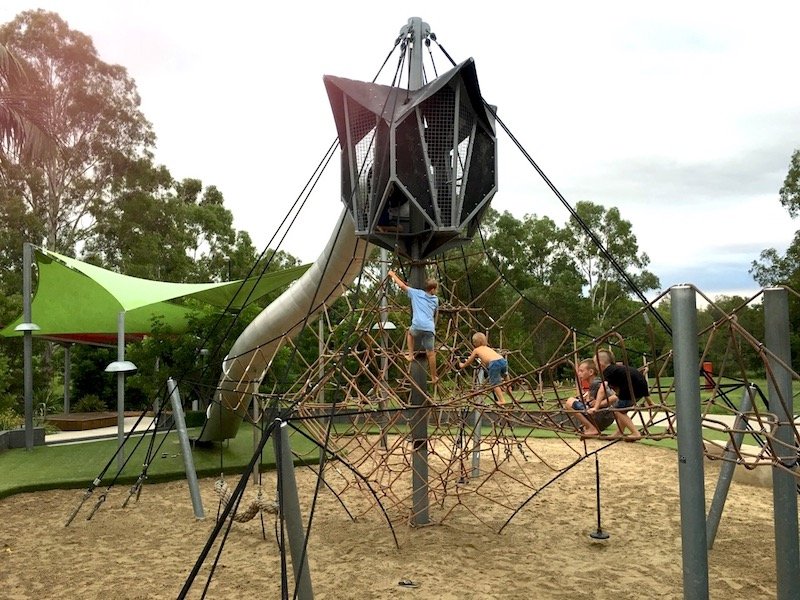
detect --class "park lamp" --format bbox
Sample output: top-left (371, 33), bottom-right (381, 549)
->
top-left (14, 322), bottom-right (40, 332)
top-left (105, 360), bottom-right (137, 374)
top-left (371, 320), bottom-right (397, 331)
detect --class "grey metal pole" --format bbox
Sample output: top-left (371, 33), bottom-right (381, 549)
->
top-left (409, 285), bottom-right (429, 525)
top-left (471, 408), bottom-right (481, 478)
top-left (63, 344), bottom-right (71, 414)
top-left (273, 419), bottom-right (314, 599)
top-left (471, 368), bottom-right (485, 478)
top-left (406, 15), bottom-right (431, 527)
top-left (317, 317), bottom-right (325, 403)
top-left (167, 378), bottom-right (205, 519)
top-left (706, 385), bottom-right (754, 549)
top-left (764, 287), bottom-right (800, 600)
top-left (670, 285), bottom-right (709, 600)
top-left (252, 382), bottom-right (260, 486)
top-left (116, 311), bottom-right (125, 470)
top-left (22, 242), bottom-right (34, 450)
top-left (379, 248), bottom-right (389, 450)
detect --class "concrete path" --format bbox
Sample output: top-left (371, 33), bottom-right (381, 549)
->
top-left (45, 416), bottom-right (157, 445)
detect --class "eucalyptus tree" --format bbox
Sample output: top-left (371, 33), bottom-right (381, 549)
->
top-left (562, 200), bottom-right (660, 329)
top-left (0, 10), bottom-right (155, 254)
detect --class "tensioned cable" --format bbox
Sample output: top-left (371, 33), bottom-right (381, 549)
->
top-left (483, 104), bottom-right (672, 336)
top-left (430, 38), bottom-right (670, 336)
top-left (182, 36), bottom-right (409, 598)
top-left (280, 42), bottom-right (415, 600)
top-left (69, 136), bottom-right (341, 514)
top-left (476, 226), bottom-right (577, 333)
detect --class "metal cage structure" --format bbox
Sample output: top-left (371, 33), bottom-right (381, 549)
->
top-left (324, 58), bottom-right (497, 259)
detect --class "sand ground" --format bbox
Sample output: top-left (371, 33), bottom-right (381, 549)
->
top-left (0, 440), bottom-right (781, 599)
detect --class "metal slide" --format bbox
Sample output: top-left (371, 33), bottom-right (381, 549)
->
top-left (199, 209), bottom-right (373, 441)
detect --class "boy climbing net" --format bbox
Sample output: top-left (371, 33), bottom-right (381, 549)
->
top-left (457, 332), bottom-right (510, 404)
top-left (388, 269), bottom-right (439, 382)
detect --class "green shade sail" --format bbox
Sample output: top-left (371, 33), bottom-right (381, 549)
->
top-left (0, 248), bottom-right (310, 345)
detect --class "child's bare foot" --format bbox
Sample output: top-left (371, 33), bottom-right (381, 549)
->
top-left (581, 428), bottom-right (600, 438)
top-left (624, 430), bottom-right (642, 442)
top-left (405, 354), bottom-right (414, 362)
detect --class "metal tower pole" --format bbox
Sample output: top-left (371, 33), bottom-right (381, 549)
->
top-left (405, 15), bottom-right (431, 527)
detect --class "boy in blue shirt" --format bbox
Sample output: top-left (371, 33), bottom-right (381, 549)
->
top-left (388, 269), bottom-right (439, 382)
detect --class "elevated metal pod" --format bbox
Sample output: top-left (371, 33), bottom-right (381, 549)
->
top-left (324, 58), bottom-right (497, 259)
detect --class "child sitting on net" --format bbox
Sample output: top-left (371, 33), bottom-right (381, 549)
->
top-left (590, 348), bottom-right (645, 440)
top-left (563, 358), bottom-right (608, 437)
top-left (457, 332), bottom-right (510, 404)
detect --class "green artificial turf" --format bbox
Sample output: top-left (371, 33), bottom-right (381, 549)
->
top-left (0, 423), bottom-right (320, 499)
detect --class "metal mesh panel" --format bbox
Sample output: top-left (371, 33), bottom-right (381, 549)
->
top-left (421, 86), bottom-right (456, 226)
top-left (346, 100), bottom-right (377, 232)
top-left (461, 126), bottom-right (496, 220)
top-left (395, 111), bottom-right (433, 222)
top-left (328, 60), bottom-right (496, 258)
top-left (455, 91), bottom-right (476, 217)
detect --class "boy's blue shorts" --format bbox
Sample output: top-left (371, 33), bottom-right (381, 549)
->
top-left (409, 328), bottom-right (435, 351)
top-left (486, 358), bottom-right (508, 385)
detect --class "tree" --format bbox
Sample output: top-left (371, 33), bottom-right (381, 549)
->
top-left (748, 149), bottom-right (800, 370)
top-left (697, 295), bottom-right (765, 377)
top-left (0, 42), bottom-right (55, 164)
top-left (562, 201), bottom-right (660, 328)
top-left (778, 148), bottom-right (800, 218)
top-left (0, 10), bottom-right (155, 253)
top-left (751, 149), bottom-right (800, 288)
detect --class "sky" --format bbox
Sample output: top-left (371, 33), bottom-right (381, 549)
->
top-left (2, 1), bottom-right (800, 300)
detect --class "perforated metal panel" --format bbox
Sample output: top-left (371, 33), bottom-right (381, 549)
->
top-left (325, 58), bottom-right (497, 259)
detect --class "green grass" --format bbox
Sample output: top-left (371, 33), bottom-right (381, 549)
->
top-left (0, 423), bottom-right (319, 499)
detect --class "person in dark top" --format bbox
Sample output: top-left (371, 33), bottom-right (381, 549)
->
top-left (590, 349), bottom-right (646, 440)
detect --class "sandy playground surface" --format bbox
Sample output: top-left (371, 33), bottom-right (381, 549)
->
top-left (0, 439), bottom-right (782, 599)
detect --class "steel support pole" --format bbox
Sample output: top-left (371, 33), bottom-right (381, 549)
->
top-left (379, 248), bottom-right (390, 450)
top-left (471, 408), bottom-right (481, 478)
top-left (407, 15), bottom-right (431, 527)
top-left (63, 344), bottom-right (71, 414)
top-left (764, 288), bottom-right (800, 600)
top-left (317, 317), bottom-right (325, 403)
top-left (706, 385), bottom-right (754, 549)
top-left (252, 382), bottom-right (260, 486)
top-left (273, 419), bottom-right (314, 599)
top-left (471, 368), bottom-right (485, 478)
top-left (409, 251), bottom-right (429, 526)
top-left (116, 311), bottom-right (126, 470)
top-left (670, 285), bottom-right (709, 600)
top-left (22, 242), bottom-right (34, 450)
top-left (167, 378), bottom-right (204, 519)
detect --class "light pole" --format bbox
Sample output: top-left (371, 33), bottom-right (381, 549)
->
top-left (105, 311), bottom-right (137, 470)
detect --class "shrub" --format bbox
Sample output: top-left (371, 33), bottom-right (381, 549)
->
top-left (0, 408), bottom-right (23, 430)
top-left (73, 394), bottom-right (108, 413)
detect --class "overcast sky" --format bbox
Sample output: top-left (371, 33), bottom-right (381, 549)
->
top-left (3, 1), bottom-right (799, 299)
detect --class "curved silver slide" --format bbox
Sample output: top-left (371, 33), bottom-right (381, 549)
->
top-left (199, 209), bottom-right (374, 441)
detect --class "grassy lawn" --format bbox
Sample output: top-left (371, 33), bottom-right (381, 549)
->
top-left (0, 423), bottom-right (320, 499)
